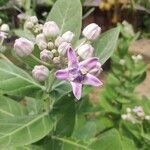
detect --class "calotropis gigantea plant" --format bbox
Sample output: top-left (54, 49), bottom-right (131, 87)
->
top-left (0, 0), bottom-right (120, 149)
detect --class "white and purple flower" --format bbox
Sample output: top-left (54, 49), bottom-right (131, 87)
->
top-left (55, 48), bottom-right (103, 100)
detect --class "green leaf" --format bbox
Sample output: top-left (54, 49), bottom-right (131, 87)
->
top-left (0, 113), bottom-right (54, 148)
top-left (0, 59), bottom-right (44, 96)
top-left (51, 136), bottom-right (88, 150)
top-left (53, 96), bottom-right (75, 137)
top-left (94, 27), bottom-right (120, 65)
top-left (0, 95), bottom-right (27, 118)
top-left (25, 97), bottom-right (44, 115)
top-left (47, 0), bottom-right (82, 44)
top-left (13, 29), bottom-right (35, 41)
top-left (121, 136), bottom-right (136, 150)
top-left (50, 81), bottom-right (71, 100)
top-left (89, 129), bottom-right (122, 150)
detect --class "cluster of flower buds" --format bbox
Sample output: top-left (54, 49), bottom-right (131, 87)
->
top-left (14, 19), bottom-right (103, 99)
top-left (24, 16), bottom-right (43, 35)
top-left (122, 106), bottom-right (150, 124)
top-left (119, 59), bottom-right (126, 66)
top-left (132, 54), bottom-right (143, 63)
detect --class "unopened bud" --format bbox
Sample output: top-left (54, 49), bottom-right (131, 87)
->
top-left (36, 34), bottom-right (47, 50)
top-left (43, 21), bottom-right (60, 38)
top-left (58, 42), bottom-right (71, 56)
top-left (32, 65), bottom-right (49, 82)
top-left (14, 37), bottom-right (34, 57)
top-left (77, 44), bottom-right (94, 59)
top-left (89, 62), bottom-right (102, 76)
top-left (17, 13), bottom-right (27, 21)
top-left (40, 49), bottom-right (53, 62)
top-left (0, 24), bottom-right (10, 32)
top-left (47, 42), bottom-right (54, 50)
top-left (62, 31), bottom-right (74, 43)
top-left (53, 57), bottom-right (60, 64)
top-left (25, 21), bottom-right (34, 29)
top-left (55, 36), bottom-right (65, 47)
top-left (28, 16), bottom-right (38, 24)
top-left (82, 23), bottom-right (101, 41)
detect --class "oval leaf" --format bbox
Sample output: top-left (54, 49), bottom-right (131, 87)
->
top-left (0, 113), bottom-right (54, 148)
top-left (47, 0), bottom-right (82, 44)
top-left (93, 27), bottom-right (120, 65)
top-left (0, 59), bottom-right (44, 96)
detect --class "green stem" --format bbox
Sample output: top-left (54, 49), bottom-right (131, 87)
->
top-left (30, 54), bottom-right (53, 68)
top-left (43, 70), bottom-right (56, 112)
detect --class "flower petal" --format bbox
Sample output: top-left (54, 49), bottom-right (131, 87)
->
top-left (55, 68), bottom-right (69, 80)
top-left (79, 57), bottom-right (99, 70)
top-left (83, 73), bottom-right (103, 86)
top-left (70, 82), bottom-right (82, 100)
top-left (67, 48), bottom-right (78, 67)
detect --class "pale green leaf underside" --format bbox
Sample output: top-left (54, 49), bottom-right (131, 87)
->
top-left (94, 27), bottom-right (120, 65)
top-left (47, 0), bottom-right (82, 44)
top-left (0, 95), bottom-right (27, 118)
top-left (0, 59), bottom-right (44, 96)
top-left (0, 113), bottom-right (53, 148)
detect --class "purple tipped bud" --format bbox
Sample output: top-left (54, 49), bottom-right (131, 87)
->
top-left (0, 24), bottom-right (10, 32)
top-left (55, 36), bottom-right (65, 47)
top-left (43, 21), bottom-right (60, 38)
top-left (82, 23), bottom-right (101, 41)
top-left (40, 49), bottom-right (53, 62)
top-left (89, 62), bottom-right (102, 76)
top-left (32, 65), bottom-right (49, 82)
top-left (53, 57), bottom-right (60, 64)
top-left (14, 37), bottom-right (34, 57)
top-left (62, 31), bottom-right (74, 43)
top-left (77, 44), bottom-right (94, 59)
top-left (58, 42), bottom-right (71, 56)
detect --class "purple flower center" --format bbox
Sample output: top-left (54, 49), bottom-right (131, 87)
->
top-left (68, 66), bottom-right (87, 83)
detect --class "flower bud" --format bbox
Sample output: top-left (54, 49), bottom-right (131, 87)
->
top-left (62, 31), bottom-right (74, 43)
top-left (43, 21), bottom-right (60, 38)
top-left (89, 62), bottom-right (102, 76)
top-left (82, 23), bottom-right (101, 41)
top-left (38, 41), bottom-right (47, 50)
top-left (14, 37), bottom-right (34, 57)
top-left (28, 16), bottom-right (38, 24)
top-left (54, 36), bottom-right (65, 47)
top-left (36, 33), bottom-right (47, 44)
top-left (0, 24), bottom-right (10, 32)
top-left (40, 49), bottom-right (53, 62)
top-left (36, 34), bottom-right (47, 50)
top-left (77, 44), bottom-right (94, 59)
top-left (32, 65), bottom-right (49, 82)
top-left (25, 21), bottom-right (34, 29)
top-left (53, 57), bottom-right (60, 64)
top-left (47, 42), bottom-right (54, 50)
top-left (58, 42), bottom-right (71, 56)
top-left (17, 13), bottom-right (27, 21)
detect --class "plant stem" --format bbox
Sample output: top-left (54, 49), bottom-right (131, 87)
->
top-left (43, 70), bottom-right (56, 112)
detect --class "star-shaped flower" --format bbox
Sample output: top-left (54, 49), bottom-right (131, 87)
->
top-left (55, 48), bottom-right (103, 100)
